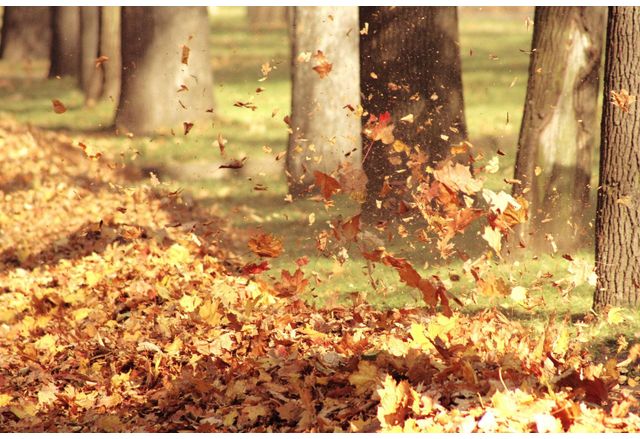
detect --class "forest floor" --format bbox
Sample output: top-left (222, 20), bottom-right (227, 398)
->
top-left (1, 6), bottom-right (640, 432)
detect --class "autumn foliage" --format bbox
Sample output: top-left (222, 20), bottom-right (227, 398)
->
top-left (1, 119), bottom-right (640, 432)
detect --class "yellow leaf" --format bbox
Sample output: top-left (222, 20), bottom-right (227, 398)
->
top-left (73, 307), bottom-right (91, 322)
top-left (179, 294), bottom-right (202, 313)
top-left (85, 271), bottom-right (101, 287)
top-left (510, 286), bottom-right (527, 303)
top-left (482, 226), bottom-right (502, 253)
top-left (607, 307), bottom-right (625, 325)
top-left (37, 383), bottom-right (58, 407)
top-left (485, 156), bottom-right (500, 174)
top-left (348, 361), bottom-right (379, 394)
top-left (426, 314), bottom-right (458, 340)
top-left (165, 337), bottom-right (183, 357)
top-left (391, 140), bottom-right (410, 154)
top-left (34, 334), bottom-right (58, 353)
top-left (198, 300), bottom-right (222, 325)
top-left (409, 323), bottom-right (431, 350)
top-left (0, 394), bottom-right (12, 407)
top-left (167, 243), bottom-right (191, 265)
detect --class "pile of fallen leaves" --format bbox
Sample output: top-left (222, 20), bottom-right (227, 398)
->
top-left (1, 120), bottom-right (640, 432)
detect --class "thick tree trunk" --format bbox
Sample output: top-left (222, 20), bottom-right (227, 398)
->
top-left (49, 7), bottom-right (80, 78)
top-left (79, 7), bottom-right (101, 97)
top-left (116, 7), bottom-right (213, 135)
top-left (359, 7), bottom-right (467, 223)
top-left (512, 7), bottom-right (606, 254)
top-left (85, 6), bottom-right (121, 105)
top-left (594, 7), bottom-right (640, 310)
top-left (0, 7), bottom-right (51, 61)
top-left (247, 6), bottom-right (289, 30)
top-left (286, 6), bottom-right (362, 197)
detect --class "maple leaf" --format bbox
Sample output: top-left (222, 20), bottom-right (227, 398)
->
top-left (363, 112), bottom-right (395, 145)
top-left (311, 50), bottom-right (332, 78)
top-left (274, 268), bottom-right (308, 297)
top-left (434, 161), bottom-right (483, 195)
top-left (248, 232), bottom-right (283, 258)
top-left (611, 89), bottom-right (636, 113)
top-left (314, 170), bottom-right (341, 200)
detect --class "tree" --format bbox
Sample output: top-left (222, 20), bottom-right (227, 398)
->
top-left (0, 7), bottom-right (51, 61)
top-left (85, 6), bottom-right (122, 105)
top-left (359, 7), bottom-right (467, 223)
top-left (594, 7), bottom-right (640, 310)
top-left (49, 6), bottom-right (81, 79)
top-left (79, 7), bottom-right (100, 97)
top-left (247, 6), bottom-right (289, 30)
top-left (511, 7), bottom-right (606, 254)
top-left (115, 7), bottom-right (214, 136)
top-left (286, 6), bottom-right (362, 197)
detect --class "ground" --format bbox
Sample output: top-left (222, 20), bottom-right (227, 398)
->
top-left (0, 6), bottom-right (639, 432)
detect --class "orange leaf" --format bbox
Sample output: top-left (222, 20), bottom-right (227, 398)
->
top-left (52, 99), bottom-right (67, 114)
top-left (314, 171), bottom-right (341, 200)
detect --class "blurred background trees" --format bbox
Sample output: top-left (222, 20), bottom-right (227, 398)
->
top-left (49, 6), bottom-right (80, 79)
top-left (286, 6), bottom-right (361, 197)
top-left (512, 7), bottom-right (605, 254)
top-left (0, 7), bottom-right (51, 62)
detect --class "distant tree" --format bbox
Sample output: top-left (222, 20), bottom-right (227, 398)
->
top-left (594, 7), bottom-right (640, 310)
top-left (512, 7), bottom-right (606, 254)
top-left (247, 6), bottom-right (289, 30)
top-left (359, 7), bottom-right (467, 223)
top-left (115, 7), bottom-right (213, 136)
top-left (85, 6), bottom-right (122, 105)
top-left (0, 7), bottom-right (51, 61)
top-left (49, 6), bottom-right (80, 79)
top-left (286, 6), bottom-right (362, 197)
top-left (79, 7), bottom-right (100, 97)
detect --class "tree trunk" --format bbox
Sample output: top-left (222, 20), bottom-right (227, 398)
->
top-left (0, 7), bottom-right (51, 61)
top-left (85, 6), bottom-right (121, 105)
top-left (359, 6), bottom-right (467, 223)
top-left (511, 7), bottom-right (606, 254)
top-left (49, 7), bottom-right (80, 78)
top-left (247, 6), bottom-right (289, 30)
top-left (286, 6), bottom-right (362, 197)
top-left (79, 7), bottom-right (101, 97)
top-left (594, 6), bottom-right (640, 310)
top-left (116, 7), bottom-right (214, 136)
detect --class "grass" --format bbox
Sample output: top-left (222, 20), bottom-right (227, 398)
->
top-left (0, 6), bottom-right (637, 354)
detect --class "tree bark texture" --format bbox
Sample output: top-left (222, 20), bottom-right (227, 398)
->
top-left (79, 7), bottom-right (100, 97)
top-left (512, 7), bottom-right (606, 254)
top-left (594, 6), bottom-right (640, 309)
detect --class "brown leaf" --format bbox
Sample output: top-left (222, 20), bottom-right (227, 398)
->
top-left (52, 99), bottom-right (67, 114)
top-left (248, 232), bottom-right (283, 258)
top-left (312, 50), bottom-right (332, 78)
top-left (181, 45), bottom-right (190, 65)
top-left (183, 122), bottom-right (194, 135)
top-left (314, 171), bottom-right (341, 200)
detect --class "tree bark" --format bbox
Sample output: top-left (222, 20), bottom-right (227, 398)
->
top-left (85, 6), bottom-right (122, 105)
top-left (0, 7), bottom-right (51, 61)
top-left (49, 7), bottom-right (80, 78)
top-left (511, 7), bottom-right (606, 254)
top-left (79, 7), bottom-right (101, 97)
top-left (247, 6), bottom-right (289, 30)
top-left (286, 6), bottom-right (362, 197)
top-left (116, 7), bottom-right (214, 136)
top-left (594, 6), bottom-right (640, 310)
top-left (359, 7), bottom-right (467, 223)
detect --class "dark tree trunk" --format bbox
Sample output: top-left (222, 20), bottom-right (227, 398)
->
top-left (359, 6), bottom-right (467, 223)
top-left (511, 7), bottom-right (606, 254)
top-left (116, 7), bottom-right (213, 136)
top-left (49, 7), bottom-right (80, 78)
top-left (594, 7), bottom-right (640, 310)
top-left (0, 7), bottom-right (51, 61)
top-left (85, 6), bottom-right (121, 105)
top-left (247, 6), bottom-right (289, 30)
top-left (79, 7), bottom-right (100, 97)
top-left (286, 6), bottom-right (362, 197)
